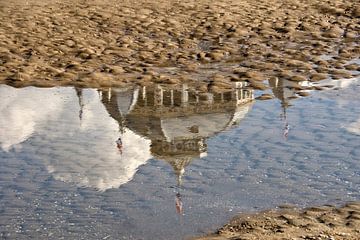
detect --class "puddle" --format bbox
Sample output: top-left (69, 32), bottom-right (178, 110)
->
top-left (0, 78), bottom-right (360, 239)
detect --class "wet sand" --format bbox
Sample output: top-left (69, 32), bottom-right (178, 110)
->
top-left (195, 202), bottom-right (360, 240)
top-left (0, 0), bottom-right (359, 89)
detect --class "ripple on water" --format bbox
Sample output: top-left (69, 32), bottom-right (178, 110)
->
top-left (0, 78), bottom-right (360, 239)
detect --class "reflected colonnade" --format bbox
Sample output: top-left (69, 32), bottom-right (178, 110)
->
top-left (100, 82), bottom-right (254, 187)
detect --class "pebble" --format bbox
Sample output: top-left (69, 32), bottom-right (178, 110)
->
top-left (248, 79), bottom-right (267, 90)
top-left (256, 94), bottom-right (273, 100)
top-left (64, 39), bottom-right (76, 47)
top-left (290, 75), bottom-right (307, 82)
top-left (310, 73), bottom-right (327, 81)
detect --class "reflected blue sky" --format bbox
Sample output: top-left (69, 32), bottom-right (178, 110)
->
top-left (0, 78), bottom-right (359, 239)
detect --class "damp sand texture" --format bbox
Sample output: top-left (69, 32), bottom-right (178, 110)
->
top-left (0, 0), bottom-right (359, 88)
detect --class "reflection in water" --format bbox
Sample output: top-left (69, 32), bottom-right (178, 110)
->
top-left (175, 192), bottom-right (183, 215)
top-left (0, 85), bottom-right (152, 191)
top-left (318, 77), bottom-right (360, 136)
top-left (0, 83), bottom-right (254, 195)
top-left (116, 137), bottom-right (123, 154)
top-left (101, 83), bottom-right (254, 213)
top-left (268, 77), bottom-right (311, 139)
top-left (268, 76), bottom-right (360, 138)
top-left (347, 120), bottom-right (360, 135)
top-left (75, 87), bottom-right (84, 122)
top-left (0, 76), bottom-right (360, 239)
top-left (0, 86), bottom-right (64, 151)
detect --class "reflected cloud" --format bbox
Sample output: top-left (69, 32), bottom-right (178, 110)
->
top-left (47, 126), bottom-right (152, 191)
top-left (347, 120), bottom-right (360, 135)
top-left (0, 85), bottom-right (65, 151)
top-left (269, 76), bottom-right (360, 138)
top-left (0, 83), bottom-right (254, 192)
top-left (320, 77), bottom-right (360, 135)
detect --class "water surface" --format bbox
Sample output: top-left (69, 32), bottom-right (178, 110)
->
top-left (0, 78), bottom-right (359, 239)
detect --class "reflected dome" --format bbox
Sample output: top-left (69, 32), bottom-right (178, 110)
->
top-left (0, 83), bottom-right (254, 191)
top-left (101, 83), bottom-right (254, 183)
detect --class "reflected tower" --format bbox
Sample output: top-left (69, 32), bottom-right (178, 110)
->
top-left (268, 77), bottom-right (311, 138)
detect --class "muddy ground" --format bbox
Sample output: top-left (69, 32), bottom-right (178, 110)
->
top-left (0, 0), bottom-right (359, 90)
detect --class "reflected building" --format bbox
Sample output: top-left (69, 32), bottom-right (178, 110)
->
top-left (268, 77), bottom-right (311, 110)
top-left (101, 83), bottom-right (254, 186)
top-left (0, 83), bottom-right (254, 193)
top-left (268, 77), bottom-right (311, 139)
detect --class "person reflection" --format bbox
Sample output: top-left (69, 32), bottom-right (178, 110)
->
top-left (281, 108), bottom-right (290, 139)
top-left (175, 192), bottom-right (183, 215)
top-left (269, 77), bottom-right (295, 140)
top-left (283, 122), bottom-right (290, 139)
top-left (175, 168), bottom-right (184, 215)
top-left (116, 137), bottom-right (123, 154)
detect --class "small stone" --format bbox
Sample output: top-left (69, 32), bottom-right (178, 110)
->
top-left (64, 39), bottom-right (76, 47)
top-left (212, 74), bottom-right (227, 82)
top-left (344, 31), bottom-right (357, 39)
top-left (256, 94), bottom-right (273, 100)
top-left (8, 72), bottom-right (30, 81)
top-left (248, 79), bottom-right (267, 90)
top-left (290, 75), bottom-right (307, 82)
top-left (323, 26), bottom-right (344, 38)
top-left (184, 63), bottom-right (198, 72)
top-left (188, 125), bottom-right (199, 133)
top-left (245, 71), bottom-right (265, 81)
top-left (285, 59), bottom-right (312, 70)
top-left (352, 6), bottom-right (360, 17)
top-left (297, 91), bottom-right (310, 97)
top-left (110, 66), bottom-right (125, 74)
top-left (344, 64), bottom-right (359, 71)
top-left (310, 73), bottom-right (327, 81)
top-left (207, 51), bottom-right (224, 61)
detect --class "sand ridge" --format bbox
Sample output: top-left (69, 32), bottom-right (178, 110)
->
top-left (0, 0), bottom-right (359, 89)
top-left (195, 202), bottom-right (360, 240)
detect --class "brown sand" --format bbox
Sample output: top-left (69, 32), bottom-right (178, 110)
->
top-left (0, 0), bottom-right (359, 89)
top-left (194, 202), bottom-right (360, 240)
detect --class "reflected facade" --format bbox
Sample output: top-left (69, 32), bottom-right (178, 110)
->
top-left (0, 83), bottom-right (254, 192)
top-left (101, 83), bottom-right (254, 186)
top-left (1, 76), bottom-right (360, 239)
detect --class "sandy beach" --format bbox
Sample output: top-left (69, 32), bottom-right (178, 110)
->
top-left (0, 0), bottom-right (359, 89)
top-left (0, 0), bottom-right (360, 239)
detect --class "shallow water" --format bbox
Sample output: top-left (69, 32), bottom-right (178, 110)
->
top-left (0, 78), bottom-right (360, 239)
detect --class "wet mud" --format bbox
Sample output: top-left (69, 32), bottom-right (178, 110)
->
top-left (0, 0), bottom-right (359, 89)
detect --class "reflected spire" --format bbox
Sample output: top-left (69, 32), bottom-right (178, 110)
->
top-left (268, 77), bottom-right (290, 110)
top-left (75, 87), bottom-right (84, 123)
top-left (268, 77), bottom-right (295, 139)
top-left (169, 156), bottom-right (189, 216)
